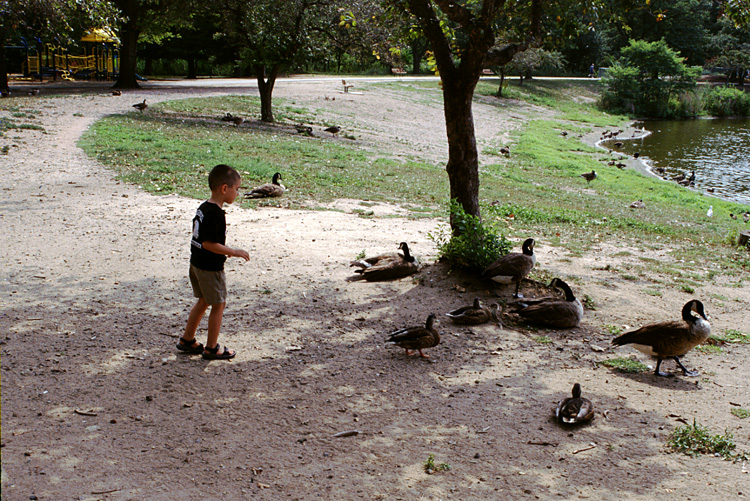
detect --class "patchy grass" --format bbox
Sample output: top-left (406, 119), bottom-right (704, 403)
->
top-left (731, 408), bottom-right (750, 419)
top-left (600, 357), bottom-right (649, 373)
top-left (667, 420), bottom-right (749, 461)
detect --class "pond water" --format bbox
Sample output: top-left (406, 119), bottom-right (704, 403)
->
top-left (603, 117), bottom-right (750, 206)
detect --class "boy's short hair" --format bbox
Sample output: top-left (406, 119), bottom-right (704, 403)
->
top-left (208, 164), bottom-right (240, 191)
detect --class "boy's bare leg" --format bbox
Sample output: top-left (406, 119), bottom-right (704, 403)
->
top-left (206, 302), bottom-right (234, 356)
top-left (182, 298), bottom-right (209, 347)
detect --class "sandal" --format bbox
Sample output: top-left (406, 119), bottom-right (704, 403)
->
top-left (176, 337), bottom-right (204, 354)
top-left (202, 344), bottom-right (236, 360)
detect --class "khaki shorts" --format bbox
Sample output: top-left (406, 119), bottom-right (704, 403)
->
top-left (189, 265), bottom-right (227, 305)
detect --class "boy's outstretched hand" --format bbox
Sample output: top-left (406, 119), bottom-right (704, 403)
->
top-left (233, 248), bottom-right (250, 261)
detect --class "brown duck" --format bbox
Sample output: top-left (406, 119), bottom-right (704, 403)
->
top-left (612, 299), bottom-right (711, 377)
top-left (386, 314), bottom-right (440, 358)
top-left (445, 298), bottom-right (499, 325)
top-left (556, 383), bottom-right (594, 424)
top-left (132, 99), bottom-right (147, 111)
top-left (350, 242), bottom-right (419, 281)
top-left (244, 172), bottom-right (285, 198)
top-left (508, 278), bottom-right (583, 328)
top-left (482, 238), bottom-right (536, 297)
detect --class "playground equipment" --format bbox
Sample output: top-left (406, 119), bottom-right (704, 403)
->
top-left (23, 28), bottom-right (119, 81)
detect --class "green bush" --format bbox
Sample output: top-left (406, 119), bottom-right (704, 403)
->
top-left (703, 86), bottom-right (750, 116)
top-left (430, 200), bottom-right (511, 272)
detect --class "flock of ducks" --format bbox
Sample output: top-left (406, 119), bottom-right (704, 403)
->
top-left (353, 234), bottom-right (713, 425)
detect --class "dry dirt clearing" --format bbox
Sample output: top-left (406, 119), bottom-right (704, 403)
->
top-left (1, 77), bottom-right (749, 500)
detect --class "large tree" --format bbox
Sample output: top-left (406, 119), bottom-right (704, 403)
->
top-left (389, 0), bottom-right (540, 228)
top-left (217, 0), bottom-right (338, 122)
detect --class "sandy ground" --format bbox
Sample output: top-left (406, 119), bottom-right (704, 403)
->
top-left (1, 77), bottom-right (749, 500)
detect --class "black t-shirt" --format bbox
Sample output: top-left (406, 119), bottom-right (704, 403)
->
top-left (190, 201), bottom-right (227, 271)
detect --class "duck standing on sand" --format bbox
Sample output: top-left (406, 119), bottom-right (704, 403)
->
top-left (386, 314), bottom-right (440, 358)
top-left (482, 238), bottom-right (536, 298)
top-left (612, 299), bottom-right (711, 377)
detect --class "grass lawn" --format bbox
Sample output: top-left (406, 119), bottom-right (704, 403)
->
top-left (77, 79), bottom-right (750, 288)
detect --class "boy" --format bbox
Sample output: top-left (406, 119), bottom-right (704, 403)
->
top-left (177, 164), bottom-right (249, 360)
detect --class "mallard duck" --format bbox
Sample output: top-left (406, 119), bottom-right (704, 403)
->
top-left (445, 298), bottom-right (500, 325)
top-left (482, 238), bottom-right (536, 297)
top-left (580, 170), bottom-right (597, 184)
top-left (244, 172), bottom-right (285, 198)
top-left (112, 90), bottom-right (121, 96)
top-left (295, 124), bottom-right (313, 135)
top-left (612, 299), bottom-right (711, 377)
top-left (629, 199), bottom-right (645, 209)
top-left (132, 99), bottom-right (147, 111)
top-left (555, 383), bottom-right (594, 425)
top-left (324, 125), bottom-right (341, 136)
top-left (386, 314), bottom-right (440, 358)
top-left (499, 146), bottom-right (510, 157)
top-left (350, 242), bottom-right (420, 281)
top-left (508, 278), bottom-right (583, 328)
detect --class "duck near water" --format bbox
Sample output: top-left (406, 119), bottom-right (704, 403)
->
top-left (612, 299), bottom-right (711, 377)
top-left (244, 172), bottom-right (285, 198)
top-left (386, 314), bottom-right (440, 358)
top-left (350, 242), bottom-right (420, 281)
top-left (482, 238), bottom-right (536, 298)
top-left (580, 170), bottom-right (597, 184)
top-left (556, 383), bottom-right (594, 425)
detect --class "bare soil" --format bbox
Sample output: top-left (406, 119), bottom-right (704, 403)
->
top-left (1, 77), bottom-right (749, 500)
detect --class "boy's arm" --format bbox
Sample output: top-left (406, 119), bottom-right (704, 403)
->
top-left (202, 241), bottom-right (250, 261)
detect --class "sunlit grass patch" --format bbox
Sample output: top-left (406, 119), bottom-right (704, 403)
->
top-left (600, 357), bottom-right (649, 373)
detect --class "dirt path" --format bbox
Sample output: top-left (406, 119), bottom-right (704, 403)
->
top-left (1, 78), bottom-right (749, 500)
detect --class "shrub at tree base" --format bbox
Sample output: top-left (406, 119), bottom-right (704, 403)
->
top-left (702, 87), bottom-right (750, 117)
top-left (430, 200), bottom-right (511, 272)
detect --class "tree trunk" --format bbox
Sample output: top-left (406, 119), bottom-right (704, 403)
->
top-left (114, 1), bottom-right (140, 89)
top-left (256, 65), bottom-right (279, 122)
top-left (442, 74), bottom-right (481, 226)
top-left (0, 40), bottom-right (8, 92)
top-left (496, 67), bottom-right (505, 97)
top-left (187, 58), bottom-right (197, 79)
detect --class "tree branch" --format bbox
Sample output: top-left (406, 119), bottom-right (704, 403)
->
top-left (432, 0), bottom-right (475, 27)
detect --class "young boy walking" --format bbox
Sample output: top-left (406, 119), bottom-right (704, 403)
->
top-left (177, 164), bottom-right (249, 360)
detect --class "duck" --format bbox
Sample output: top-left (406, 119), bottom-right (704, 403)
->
top-left (560, 131), bottom-right (568, 136)
top-left (744, 212), bottom-right (750, 223)
top-left (482, 238), bottom-right (536, 298)
top-left (629, 199), bottom-right (645, 209)
top-left (295, 124), bottom-right (313, 135)
top-left (445, 298), bottom-right (500, 325)
top-left (613, 141), bottom-right (624, 148)
top-left (112, 90), bottom-right (121, 96)
top-left (579, 170), bottom-right (597, 184)
top-left (386, 314), bottom-right (440, 358)
top-left (633, 152), bottom-right (640, 159)
top-left (221, 112), bottom-right (243, 125)
top-left (499, 146), bottom-right (510, 157)
top-left (132, 99), bottom-right (147, 111)
top-left (555, 383), bottom-right (594, 425)
top-left (612, 299), bottom-right (711, 377)
top-left (244, 172), bottom-right (285, 198)
top-left (730, 213), bottom-right (738, 220)
top-left (706, 205), bottom-right (713, 217)
top-left (350, 242), bottom-right (420, 281)
top-left (508, 278), bottom-right (583, 328)
top-left (324, 125), bottom-right (341, 136)
top-left (26, 88), bottom-right (40, 96)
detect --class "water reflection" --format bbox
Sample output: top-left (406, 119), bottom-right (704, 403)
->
top-left (603, 118), bottom-right (750, 206)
